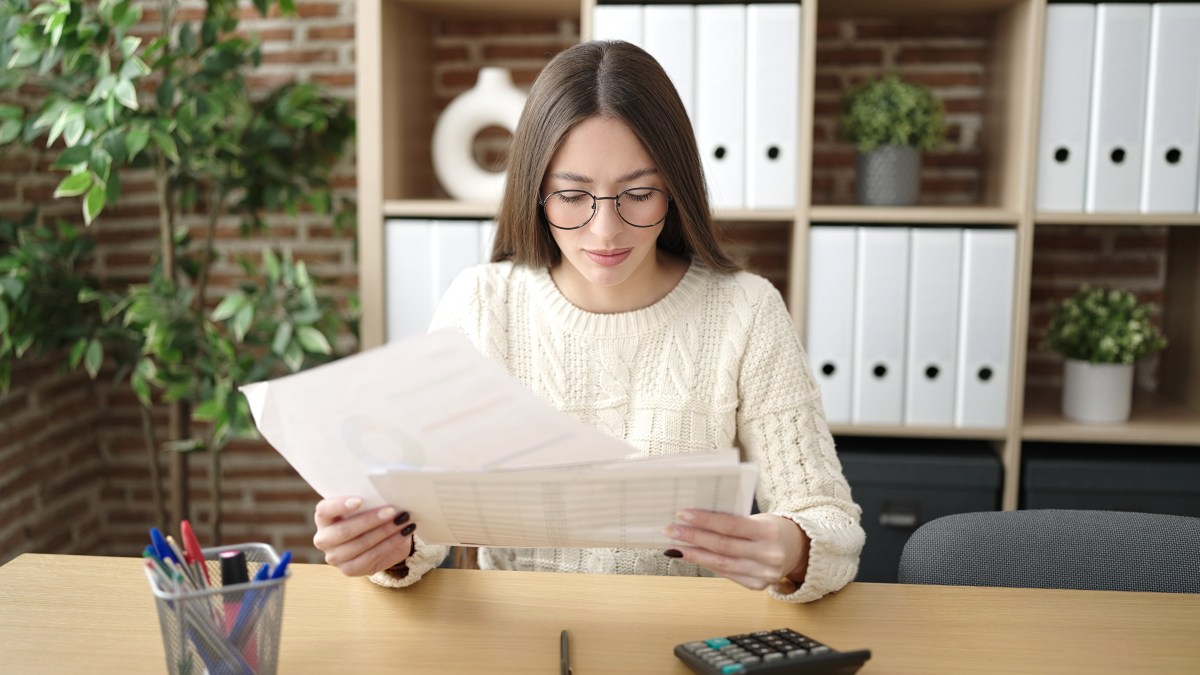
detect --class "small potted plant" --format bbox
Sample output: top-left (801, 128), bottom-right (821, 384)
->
top-left (840, 73), bottom-right (946, 206)
top-left (1043, 286), bottom-right (1168, 424)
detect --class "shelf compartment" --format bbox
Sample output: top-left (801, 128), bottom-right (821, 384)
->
top-left (810, 0), bottom-right (1038, 212)
top-left (1022, 388), bottom-right (1200, 446)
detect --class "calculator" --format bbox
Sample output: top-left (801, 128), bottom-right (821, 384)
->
top-left (673, 628), bottom-right (871, 674)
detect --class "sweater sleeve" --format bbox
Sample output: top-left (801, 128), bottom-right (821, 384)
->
top-left (734, 282), bottom-right (864, 603)
top-left (367, 535), bottom-right (450, 589)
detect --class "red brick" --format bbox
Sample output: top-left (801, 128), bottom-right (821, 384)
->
top-left (261, 49), bottom-right (338, 65)
top-left (295, 3), bottom-right (341, 19)
top-left (311, 72), bottom-right (355, 88)
top-left (307, 24), bottom-right (354, 41)
top-left (816, 46), bottom-right (886, 66)
top-left (439, 19), bottom-right (559, 37)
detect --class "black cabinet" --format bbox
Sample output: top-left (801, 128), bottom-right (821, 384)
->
top-left (1022, 443), bottom-right (1200, 517)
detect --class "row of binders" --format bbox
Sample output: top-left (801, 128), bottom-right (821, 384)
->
top-left (805, 226), bottom-right (1017, 429)
top-left (594, 3), bottom-right (802, 211)
top-left (1037, 3), bottom-right (1200, 213)
top-left (385, 219), bottom-right (496, 340)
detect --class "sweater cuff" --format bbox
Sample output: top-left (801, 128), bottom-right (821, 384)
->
top-left (767, 511), bottom-right (863, 603)
top-left (367, 535), bottom-right (450, 589)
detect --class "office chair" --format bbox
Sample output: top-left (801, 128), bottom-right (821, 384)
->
top-left (897, 509), bottom-right (1200, 593)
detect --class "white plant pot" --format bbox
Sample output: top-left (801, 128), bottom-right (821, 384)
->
top-left (1061, 358), bottom-right (1134, 424)
top-left (431, 67), bottom-right (527, 202)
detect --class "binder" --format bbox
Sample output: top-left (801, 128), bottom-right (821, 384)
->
top-left (480, 219), bottom-right (497, 263)
top-left (696, 4), bottom-right (747, 210)
top-left (433, 220), bottom-right (483, 303)
top-left (643, 5), bottom-right (696, 122)
top-left (1085, 4), bottom-right (1152, 213)
top-left (592, 5), bottom-right (643, 45)
top-left (805, 226), bottom-right (857, 425)
top-left (746, 3), bottom-right (802, 210)
top-left (1140, 4), bottom-right (1200, 214)
top-left (904, 228), bottom-right (963, 427)
top-left (851, 227), bottom-right (910, 426)
top-left (385, 219), bottom-right (435, 341)
top-left (1035, 4), bottom-right (1095, 213)
top-left (955, 229), bottom-right (1016, 429)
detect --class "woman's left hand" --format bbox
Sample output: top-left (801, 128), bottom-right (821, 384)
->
top-left (662, 510), bottom-right (810, 591)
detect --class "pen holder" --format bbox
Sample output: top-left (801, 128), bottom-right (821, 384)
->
top-left (144, 542), bottom-right (288, 675)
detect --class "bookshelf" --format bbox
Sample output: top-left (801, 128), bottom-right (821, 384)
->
top-left (356, 0), bottom-right (1200, 512)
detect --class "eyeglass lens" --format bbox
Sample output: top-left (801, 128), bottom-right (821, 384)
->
top-left (542, 188), bottom-right (669, 229)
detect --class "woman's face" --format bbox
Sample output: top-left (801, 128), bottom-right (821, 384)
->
top-left (541, 116), bottom-right (669, 299)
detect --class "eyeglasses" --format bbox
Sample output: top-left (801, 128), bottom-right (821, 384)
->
top-left (538, 187), bottom-right (672, 230)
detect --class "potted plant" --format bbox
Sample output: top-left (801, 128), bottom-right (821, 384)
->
top-left (1043, 286), bottom-right (1168, 424)
top-left (840, 73), bottom-right (946, 206)
top-left (0, 0), bottom-right (356, 540)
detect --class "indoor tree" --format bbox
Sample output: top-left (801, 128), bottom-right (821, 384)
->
top-left (0, 0), bottom-right (357, 541)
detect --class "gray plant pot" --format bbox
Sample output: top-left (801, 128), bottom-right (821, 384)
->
top-left (855, 145), bottom-right (922, 206)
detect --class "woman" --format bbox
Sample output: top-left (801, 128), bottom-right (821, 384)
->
top-left (313, 41), bottom-right (864, 603)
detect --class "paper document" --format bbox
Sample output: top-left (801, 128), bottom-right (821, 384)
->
top-left (242, 330), bottom-right (757, 549)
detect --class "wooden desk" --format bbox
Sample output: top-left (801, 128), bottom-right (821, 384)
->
top-left (1, 553), bottom-right (1197, 674)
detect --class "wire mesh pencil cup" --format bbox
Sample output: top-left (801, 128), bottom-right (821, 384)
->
top-left (144, 542), bottom-right (288, 675)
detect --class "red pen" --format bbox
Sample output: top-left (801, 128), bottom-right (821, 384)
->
top-left (181, 519), bottom-right (212, 585)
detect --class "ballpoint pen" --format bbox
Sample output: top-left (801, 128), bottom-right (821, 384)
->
top-left (561, 629), bottom-right (572, 675)
top-left (180, 519), bottom-right (212, 586)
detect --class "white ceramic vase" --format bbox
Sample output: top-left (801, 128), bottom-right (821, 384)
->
top-left (1061, 358), bottom-right (1134, 424)
top-left (431, 67), bottom-right (527, 203)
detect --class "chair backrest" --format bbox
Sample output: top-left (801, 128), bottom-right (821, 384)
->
top-left (897, 509), bottom-right (1200, 593)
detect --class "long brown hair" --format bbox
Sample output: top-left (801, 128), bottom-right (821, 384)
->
top-left (492, 40), bottom-right (739, 272)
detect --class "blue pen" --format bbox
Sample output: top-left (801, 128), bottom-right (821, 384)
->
top-left (270, 551), bottom-right (292, 580)
top-left (150, 528), bottom-right (180, 565)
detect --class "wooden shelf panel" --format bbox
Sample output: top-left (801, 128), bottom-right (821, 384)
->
top-left (809, 205), bottom-right (1020, 226)
top-left (820, 0), bottom-right (1023, 17)
top-left (1022, 388), bottom-right (1200, 446)
top-left (829, 424), bottom-right (1007, 442)
top-left (1035, 213), bottom-right (1200, 227)
top-left (384, 200), bottom-right (497, 219)
top-left (386, 0), bottom-right (577, 19)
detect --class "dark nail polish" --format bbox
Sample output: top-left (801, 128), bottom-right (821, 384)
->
top-left (400, 523), bottom-right (417, 537)
top-left (393, 511), bottom-right (410, 526)
top-left (663, 549), bottom-right (683, 558)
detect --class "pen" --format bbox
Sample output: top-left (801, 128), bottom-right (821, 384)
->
top-left (180, 519), bottom-right (212, 585)
top-left (561, 629), bottom-right (572, 675)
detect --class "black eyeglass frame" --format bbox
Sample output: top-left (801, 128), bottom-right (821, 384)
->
top-left (538, 187), bottom-right (673, 231)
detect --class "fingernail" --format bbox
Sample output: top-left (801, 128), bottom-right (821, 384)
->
top-left (663, 549), bottom-right (683, 558)
top-left (676, 511), bottom-right (694, 523)
top-left (378, 507), bottom-right (397, 521)
top-left (393, 511), bottom-right (410, 527)
top-left (345, 497), bottom-right (362, 511)
top-left (400, 523), bottom-right (417, 537)
top-left (663, 526), bottom-right (681, 539)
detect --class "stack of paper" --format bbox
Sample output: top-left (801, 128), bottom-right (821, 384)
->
top-left (242, 331), bottom-right (757, 549)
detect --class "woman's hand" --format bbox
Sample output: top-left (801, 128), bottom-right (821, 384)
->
top-left (312, 497), bottom-right (417, 577)
top-left (662, 510), bottom-right (810, 591)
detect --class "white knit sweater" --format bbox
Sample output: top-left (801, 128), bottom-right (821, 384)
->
top-left (369, 260), bottom-right (864, 602)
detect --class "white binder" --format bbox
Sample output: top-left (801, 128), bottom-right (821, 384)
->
top-left (745, 3), bottom-right (801, 210)
top-left (1035, 4), bottom-right (1095, 212)
top-left (1140, 4), bottom-right (1200, 213)
top-left (643, 5), bottom-right (696, 122)
top-left (904, 228), bottom-right (963, 427)
top-left (851, 227), bottom-right (910, 426)
top-left (592, 5), bottom-right (643, 45)
top-left (696, 4), bottom-right (747, 210)
top-left (1085, 4), bottom-right (1152, 213)
top-left (387, 220), bottom-right (491, 341)
top-left (386, 219), bottom-right (435, 341)
top-left (805, 226), bottom-right (857, 425)
top-left (955, 229), bottom-right (1016, 429)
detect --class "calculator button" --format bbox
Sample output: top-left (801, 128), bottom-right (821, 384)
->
top-left (683, 642), bottom-right (708, 653)
top-left (720, 665), bottom-right (745, 674)
top-left (738, 656), bottom-right (761, 665)
top-left (705, 638), bottom-right (732, 649)
top-left (786, 649), bottom-right (808, 658)
top-left (811, 645), bottom-right (832, 654)
top-left (763, 652), bottom-right (784, 662)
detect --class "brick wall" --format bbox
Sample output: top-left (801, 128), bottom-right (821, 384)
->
top-left (0, 8), bottom-right (1172, 567)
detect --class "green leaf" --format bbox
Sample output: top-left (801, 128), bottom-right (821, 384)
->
top-left (114, 78), bottom-right (138, 110)
top-left (0, 301), bottom-right (8, 334)
top-left (295, 326), bottom-right (332, 355)
top-left (68, 337), bottom-right (88, 369)
top-left (83, 183), bottom-right (107, 225)
top-left (84, 338), bottom-right (103, 378)
top-left (194, 399), bottom-right (223, 422)
top-left (232, 304), bottom-right (254, 342)
top-left (263, 248), bottom-right (281, 284)
top-left (272, 321), bottom-right (293, 356)
top-left (54, 172), bottom-right (93, 198)
top-left (126, 127), bottom-right (149, 159)
top-left (0, 119), bottom-right (19, 145)
top-left (0, 104), bottom-right (21, 122)
top-left (150, 128), bottom-right (178, 163)
top-left (253, 0), bottom-right (269, 16)
top-left (283, 341), bottom-right (304, 372)
top-left (211, 293), bottom-right (246, 322)
top-left (52, 144), bottom-right (91, 168)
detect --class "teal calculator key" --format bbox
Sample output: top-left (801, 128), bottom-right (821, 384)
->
top-left (719, 665), bottom-right (745, 674)
top-left (705, 638), bottom-right (732, 649)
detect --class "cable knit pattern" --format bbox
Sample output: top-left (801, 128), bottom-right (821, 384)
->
top-left (375, 260), bottom-right (864, 602)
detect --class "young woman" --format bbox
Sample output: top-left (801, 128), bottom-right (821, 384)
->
top-left (312, 41), bottom-right (864, 603)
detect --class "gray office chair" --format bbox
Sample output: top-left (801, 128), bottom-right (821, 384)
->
top-left (898, 509), bottom-right (1200, 593)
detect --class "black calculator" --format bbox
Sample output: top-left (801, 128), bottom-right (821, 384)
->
top-left (673, 628), bottom-right (871, 674)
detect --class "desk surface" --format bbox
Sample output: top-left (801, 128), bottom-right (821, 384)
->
top-left (1, 553), bottom-right (1198, 674)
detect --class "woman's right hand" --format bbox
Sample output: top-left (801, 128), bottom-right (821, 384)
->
top-left (312, 497), bottom-right (417, 577)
